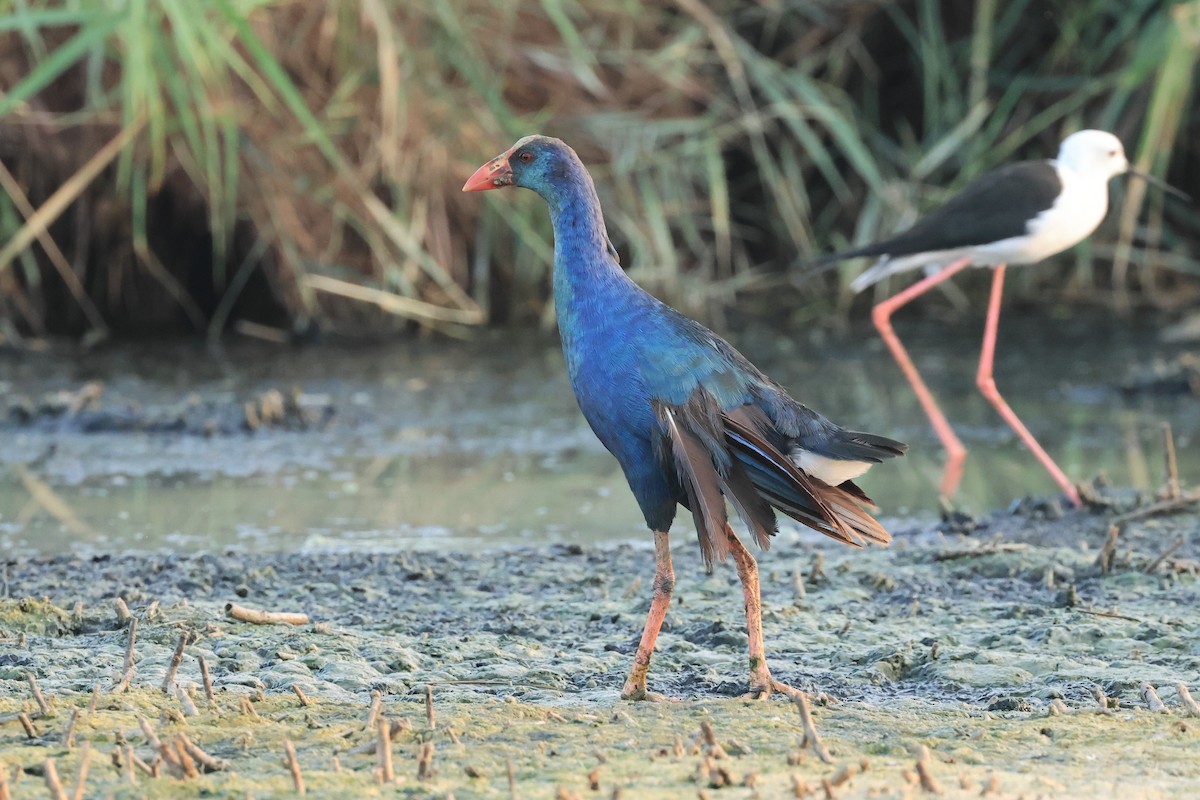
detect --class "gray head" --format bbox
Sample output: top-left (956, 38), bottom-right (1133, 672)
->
top-left (462, 135), bottom-right (589, 199)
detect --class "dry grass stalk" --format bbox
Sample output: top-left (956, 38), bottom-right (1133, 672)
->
top-left (790, 773), bottom-right (811, 797)
top-left (17, 712), bottom-right (36, 738)
top-left (555, 787), bottom-right (583, 800)
top-left (197, 656), bottom-right (219, 713)
top-left (0, 116), bottom-right (145, 278)
top-left (293, 685), bottom-right (311, 707)
top-left (332, 755), bottom-right (342, 773)
top-left (224, 602), bottom-right (309, 625)
top-left (913, 745), bottom-right (942, 794)
top-left (162, 632), bottom-right (190, 692)
top-left (61, 708), bottom-right (79, 748)
top-left (507, 759), bottom-right (517, 799)
top-left (26, 672), bottom-right (50, 715)
top-left (42, 759), bottom-right (67, 800)
top-left (1177, 684), bottom-right (1200, 717)
top-left (13, 466), bottom-right (93, 537)
top-left (0, 160), bottom-right (106, 333)
top-left (139, 716), bottom-right (163, 751)
top-left (377, 717), bottom-right (394, 783)
top-left (980, 772), bottom-right (1001, 796)
top-left (70, 742), bottom-right (91, 800)
top-left (821, 776), bottom-right (835, 799)
top-left (305, 273), bottom-right (482, 326)
top-left (1140, 682), bottom-right (1170, 713)
top-left (0, 763), bottom-right (9, 800)
top-left (284, 740), bottom-right (306, 795)
top-left (86, 683), bottom-right (100, 715)
top-left (425, 684), bottom-right (436, 729)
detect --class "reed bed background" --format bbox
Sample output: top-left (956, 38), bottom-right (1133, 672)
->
top-left (0, 0), bottom-right (1197, 341)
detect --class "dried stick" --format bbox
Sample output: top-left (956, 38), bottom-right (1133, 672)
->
top-left (913, 745), bottom-right (942, 794)
top-left (1144, 536), bottom-right (1187, 575)
top-left (377, 717), bottom-right (394, 783)
top-left (61, 708), bottom-right (79, 748)
top-left (42, 759), bottom-right (67, 800)
top-left (197, 655), bottom-right (219, 712)
top-left (175, 684), bottom-right (199, 717)
top-left (781, 688), bottom-right (832, 764)
top-left (112, 617), bottom-right (139, 693)
top-left (364, 690), bottom-right (382, 731)
top-left (417, 741), bottom-right (436, 780)
top-left (293, 684), bottom-right (311, 706)
top-left (0, 763), bottom-right (9, 800)
top-left (113, 597), bottom-right (132, 624)
top-left (123, 745), bottom-right (138, 784)
top-left (1096, 525), bottom-right (1119, 574)
top-left (70, 742), bottom-right (90, 800)
top-left (1140, 682), bottom-right (1170, 713)
top-left (173, 736), bottom-right (200, 779)
top-left (139, 716), bottom-right (164, 751)
top-left (425, 684), bottom-right (436, 729)
top-left (239, 696), bottom-right (260, 718)
top-left (225, 603), bottom-right (308, 626)
top-left (1163, 422), bottom-right (1180, 500)
top-left (17, 712), bottom-right (36, 738)
top-left (86, 683), bottom-right (100, 715)
top-left (161, 632), bottom-right (190, 692)
top-left (1177, 684), bottom-right (1200, 717)
top-left (178, 732), bottom-right (229, 772)
top-left (284, 740), bottom-right (306, 795)
top-left (26, 673), bottom-right (50, 715)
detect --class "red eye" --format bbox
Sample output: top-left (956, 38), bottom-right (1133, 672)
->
top-left (518, 152), bottom-right (533, 163)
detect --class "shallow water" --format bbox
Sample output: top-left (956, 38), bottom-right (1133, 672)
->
top-left (1, 312), bottom-right (1195, 556)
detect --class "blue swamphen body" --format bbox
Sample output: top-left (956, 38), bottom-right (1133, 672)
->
top-left (464, 135), bottom-right (905, 699)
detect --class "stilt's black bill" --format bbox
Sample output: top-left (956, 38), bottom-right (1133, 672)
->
top-left (1127, 168), bottom-right (1192, 202)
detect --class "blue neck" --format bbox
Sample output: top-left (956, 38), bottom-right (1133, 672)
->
top-left (536, 165), bottom-right (639, 334)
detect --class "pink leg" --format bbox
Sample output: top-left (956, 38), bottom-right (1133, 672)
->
top-left (621, 531), bottom-right (674, 700)
top-left (976, 266), bottom-right (1082, 507)
top-left (871, 257), bottom-right (974, 500)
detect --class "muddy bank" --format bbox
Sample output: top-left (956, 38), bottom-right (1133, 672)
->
top-left (2, 492), bottom-right (1199, 797)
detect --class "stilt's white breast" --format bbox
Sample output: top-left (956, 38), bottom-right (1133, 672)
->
top-left (1006, 163), bottom-right (1110, 263)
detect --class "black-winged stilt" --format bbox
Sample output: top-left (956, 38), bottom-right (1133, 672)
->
top-left (815, 130), bottom-right (1190, 508)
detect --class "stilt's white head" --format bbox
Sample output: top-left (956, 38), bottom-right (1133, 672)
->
top-left (1057, 130), bottom-right (1128, 180)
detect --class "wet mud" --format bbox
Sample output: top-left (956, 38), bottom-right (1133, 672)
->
top-left (3, 490), bottom-right (1199, 798)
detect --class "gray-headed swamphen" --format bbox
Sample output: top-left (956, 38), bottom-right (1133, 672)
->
top-left (464, 135), bottom-right (905, 700)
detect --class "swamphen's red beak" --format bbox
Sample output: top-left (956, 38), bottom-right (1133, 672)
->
top-left (462, 153), bottom-right (514, 192)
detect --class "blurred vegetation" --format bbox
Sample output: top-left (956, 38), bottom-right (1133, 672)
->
top-left (0, 0), bottom-right (1197, 342)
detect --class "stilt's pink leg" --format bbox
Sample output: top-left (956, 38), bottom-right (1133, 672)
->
top-left (975, 265), bottom-right (1082, 507)
top-left (870, 257), bottom-right (974, 500)
top-left (621, 531), bottom-right (675, 700)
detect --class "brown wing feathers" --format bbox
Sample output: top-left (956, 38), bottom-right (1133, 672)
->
top-left (657, 394), bottom-right (891, 565)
